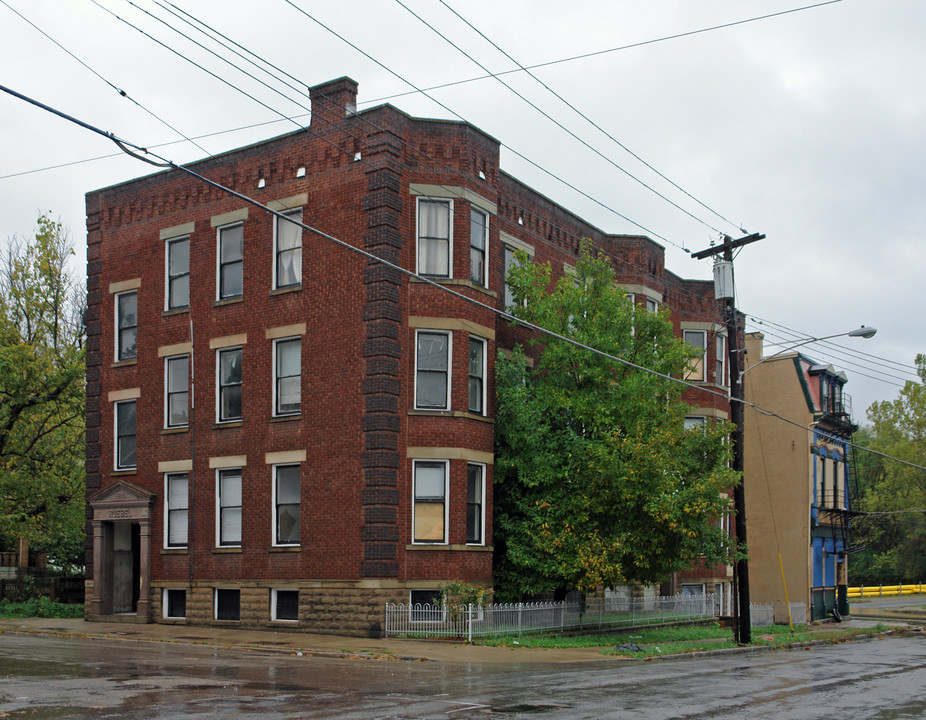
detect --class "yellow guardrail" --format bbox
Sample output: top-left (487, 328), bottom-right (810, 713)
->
top-left (847, 583), bottom-right (926, 598)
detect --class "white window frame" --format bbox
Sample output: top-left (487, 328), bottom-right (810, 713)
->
top-left (214, 588), bottom-right (240, 621)
top-left (216, 222), bottom-right (244, 300)
top-left (684, 415), bottom-right (707, 430)
top-left (272, 464), bottom-right (301, 547)
top-left (271, 588), bottom-right (299, 622)
top-left (216, 346), bottom-right (243, 423)
top-left (715, 334), bottom-right (727, 387)
top-left (469, 206), bottom-right (488, 287)
top-left (646, 297), bottom-right (659, 314)
top-left (164, 354), bottom-right (189, 429)
top-left (684, 330), bottom-right (707, 382)
top-left (273, 208), bottom-right (303, 290)
top-left (216, 468), bottom-right (242, 547)
top-left (468, 336), bottom-right (486, 415)
top-left (162, 588), bottom-right (187, 619)
top-left (165, 235), bottom-right (190, 310)
top-left (114, 399), bottom-right (137, 470)
top-left (115, 290), bottom-right (137, 362)
top-left (414, 330), bottom-right (451, 411)
top-left (164, 472), bottom-right (188, 549)
top-left (412, 459), bottom-right (448, 545)
top-left (416, 197), bottom-right (453, 278)
top-left (503, 243), bottom-right (532, 309)
top-left (466, 462), bottom-right (486, 546)
top-left (272, 337), bottom-right (302, 417)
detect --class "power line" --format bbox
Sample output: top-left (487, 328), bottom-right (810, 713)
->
top-left (746, 315), bottom-right (918, 389)
top-left (436, 0), bottom-right (745, 235)
top-left (88, 0), bottom-right (303, 131)
top-left (279, 0), bottom-right (682, 250)
top-left (362, 1), bottom-right (847, 105)
top-left (394, 0), bottom-right (728, 240)
top-left (749, 315), bottom-right (918, 375)
top-left (0, 0), bottom-right (211, 157)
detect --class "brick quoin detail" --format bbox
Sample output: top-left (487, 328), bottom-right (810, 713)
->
top-left (362, 165), bottom-right (403, 579)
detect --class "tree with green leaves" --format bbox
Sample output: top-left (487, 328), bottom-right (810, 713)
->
top-left (493, 242), bottom-right (738, 600)
top-left (851, 356), bottom-right (926, 584)
top-left (0, 215), bottom-right (85, 569)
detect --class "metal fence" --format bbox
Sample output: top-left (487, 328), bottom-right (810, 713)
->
top-left (385, 593), bottom-right (716, 640)
top-left (0, 574), bottom-right (84, 604)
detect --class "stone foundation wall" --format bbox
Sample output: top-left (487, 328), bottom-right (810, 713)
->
top-left (147, 581), bottom-right (408, 637)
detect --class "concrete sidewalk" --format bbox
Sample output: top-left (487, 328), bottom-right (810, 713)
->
top-left (0, 613), bottom-right (913, 665)
top-left (0, 616), bottom-right (617, 664)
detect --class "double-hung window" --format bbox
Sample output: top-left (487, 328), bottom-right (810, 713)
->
top-left (503, 243), bottom-right (532, 309)
top-left (273, 338), bottom-right (301, 416)
top-left (164, 355), bottom-right (189, 429)
top-left (274, 209), bottom-right (302, 289)
top-left (115, 291), bottom-right (137, 361)
top-left (413, 460), bottom-right (447, 544)
top-left (470, 208), bottom-right (488, 286)
top-left (114, 400), bottom-right (136, 470)
top-left (417, 198), bottom-right (451, 278)
top-left (683, 330), bottom-right (707, 381)
top-left (165, 472), bottom-right (188, 548)
top-left (217, 468), bottom-right (242, 547)
top-left (273, 464), bottom-right (300, 546)
top-left (166, 236), bottom-right (190, 310)
top-left (468, 337), bottom-right (486, 415)
top-left (217, 347), bottom-right (242, 422)
top-left (466, 463), bottom-right (485, 545)
top-left (217, 224), bottom-right (243, 299)
top-left (415, 331), bottom-right (450, 410)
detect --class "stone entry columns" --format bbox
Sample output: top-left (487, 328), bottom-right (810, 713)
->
top-left (87, 481), bottom-right (155, 622)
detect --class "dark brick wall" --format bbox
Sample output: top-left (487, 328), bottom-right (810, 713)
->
top-left (86, 76), bottom-right (731, 618)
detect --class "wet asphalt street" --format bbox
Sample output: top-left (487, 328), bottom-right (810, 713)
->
top-left (0, 632), bottom-right (924, 718)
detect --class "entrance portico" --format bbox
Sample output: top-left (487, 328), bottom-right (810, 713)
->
top-left (87, 481), bottom-right (154, 622)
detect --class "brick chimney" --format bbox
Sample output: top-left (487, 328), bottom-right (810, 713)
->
top-left (309, 77), bottom-right (359, 130)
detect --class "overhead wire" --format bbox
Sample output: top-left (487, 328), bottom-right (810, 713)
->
top-left (749, 315), bottom-right (918, 375)
top-left (746, 316), bottom-right (917, 388)
top-left (394, 0), bottom-right (728, 241)
top-left (279, 0), bottom-right (683, 250)
top-left (4, 81), bottom-right (924, 480)
top-left (0, 0), bottom-right (212, 157)
top-left (362, 0), bottom-right (848, 106)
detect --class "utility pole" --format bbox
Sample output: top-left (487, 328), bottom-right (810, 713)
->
top-left (691, 232), bottom-right (764, 645)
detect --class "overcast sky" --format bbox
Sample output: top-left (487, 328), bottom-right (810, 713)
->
top-left (1, 0), bottom-right (922, 419)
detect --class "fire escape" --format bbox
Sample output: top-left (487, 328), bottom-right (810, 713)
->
top-left (812, 375), bottom-right (857, 619)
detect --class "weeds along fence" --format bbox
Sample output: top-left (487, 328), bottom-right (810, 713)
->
top-left (384, 593), bottom-right (716, 640)
top-left (0, 573), bottom-right (84, 604)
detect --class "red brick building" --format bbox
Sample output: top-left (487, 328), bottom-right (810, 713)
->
top-left (85, 77), bottom-right (733, 635)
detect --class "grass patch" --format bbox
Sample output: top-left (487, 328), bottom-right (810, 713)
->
top-left (476, 621), bottom-right (887, 658)
top-left (477, 622), bottom-right (732, 649)
top-left (0, 597), bottom-right (84, 619)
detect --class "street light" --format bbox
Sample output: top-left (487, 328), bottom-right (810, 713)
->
top-left (741, 326), bottom-right (877, 377)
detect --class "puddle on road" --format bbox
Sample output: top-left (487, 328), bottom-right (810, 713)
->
top-left (493, 702), bottom-right (573, 713)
